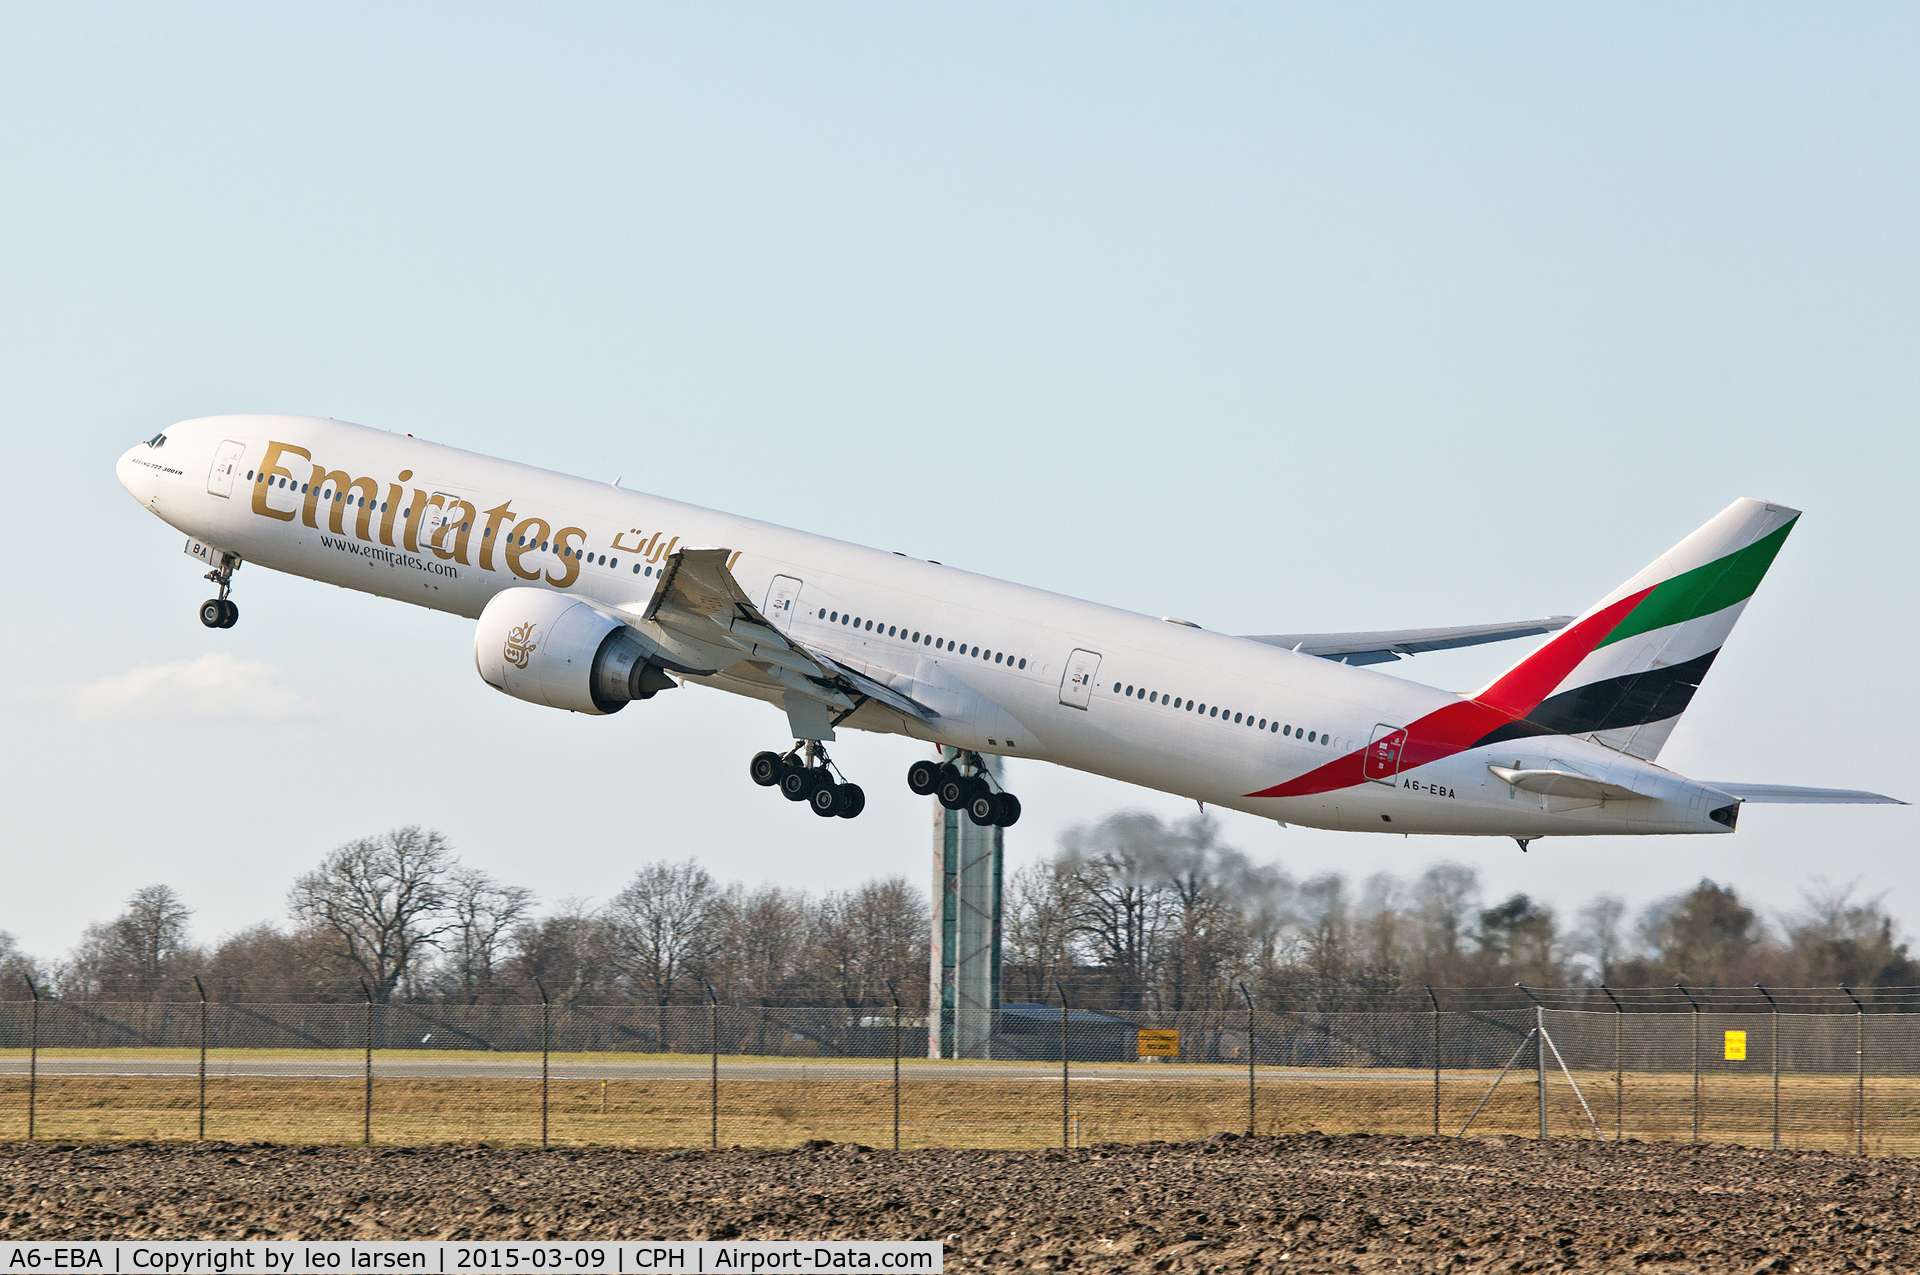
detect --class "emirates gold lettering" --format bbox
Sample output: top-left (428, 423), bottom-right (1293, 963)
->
top-left (505, 517), bottom-right (551, 581)
top-left (248, 442), bottom-right (706, 592)
top-left (547, 526), bottom-right (586, 588)
top-left (380, 471), bottom-right (410, 546)
top-left (253, 441), bottom-right (307, 523)
top-left (480, 500), bottom-right (515, 572)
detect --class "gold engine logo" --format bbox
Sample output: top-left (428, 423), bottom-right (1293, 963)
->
top-left (503, 622), bottom-right (538, 669)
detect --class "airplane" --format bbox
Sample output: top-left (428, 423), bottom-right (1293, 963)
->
top-left (117, 415), bottom-right (1903, 845)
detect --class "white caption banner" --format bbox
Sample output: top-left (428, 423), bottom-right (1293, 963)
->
top-left (0, 1243), bottom-right (941, 1274)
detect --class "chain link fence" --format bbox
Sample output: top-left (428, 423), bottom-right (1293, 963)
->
top-left (2, 999), bottom-right (1914, 1154)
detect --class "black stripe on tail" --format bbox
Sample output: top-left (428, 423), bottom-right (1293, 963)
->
top-left (1472, 649), bottom-right (1719, 749)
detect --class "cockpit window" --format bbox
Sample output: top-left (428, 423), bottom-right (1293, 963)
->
top-left (146, 433), bottom-right (168, 448)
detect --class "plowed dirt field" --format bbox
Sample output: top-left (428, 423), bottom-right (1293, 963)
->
top-left (3, 1133), bottom-right (1913, 1271)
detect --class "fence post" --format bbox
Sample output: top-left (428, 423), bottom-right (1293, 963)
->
top-left (193, 975), bottom-right (209, 1141)
top-left (888, 979), bottom-right (902, 1153)
top-left (1517, 984), bottom-right (1546, 1139)
top-left (1424, 985), bottom-right (1439, 1137)
top-left (1239, 982), bottom-right (1256, 1137)
top-left (24, 976), bottom-right (38, 1142)
top-left (1841, 984), bottom-right (1865, 1155)
top-left (359, 979), bottom-right (373, 1147)
top-left (1054, 980), bottom-right (1070, 1151)
top-left (1755, 984), bottom-right (1780, 1150)
top-left (1601, 984), bottom-right (1624, 1142)
top-left (1675, 983), bottom-right (1701, 1144)
top-left (535, 980), bottom-right (550, 1150)
top-left (706, 982), bottom-right (720, 1151)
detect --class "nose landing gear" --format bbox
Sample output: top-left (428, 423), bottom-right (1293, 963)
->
top-left (749, 743), bottom-right (865, 819)
top-left (198, 554), bottom-right (242, 629)
top-left (908, 751), bottom-right (1021, 827)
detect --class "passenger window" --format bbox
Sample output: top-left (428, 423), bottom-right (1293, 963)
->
top-left (1258, 718), bottom-right (1266, 729)
top-left (1308, 731), bottom-right (1316, 742)
top-left (1018, 658), bottom-right (1026, 669)
top-left (1233, 713), bottom-right (1241, 723)
top-left (1210, 707), bottom-right (1219, 717)
top-left (1113, 683), bottom-right (1122, 693)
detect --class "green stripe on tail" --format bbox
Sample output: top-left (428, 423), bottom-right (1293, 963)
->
top-left (1598, 518), bottom-right (1797, 650)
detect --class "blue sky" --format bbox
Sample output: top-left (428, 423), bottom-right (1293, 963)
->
top-left (1, 5), bottom-right (1913, 966)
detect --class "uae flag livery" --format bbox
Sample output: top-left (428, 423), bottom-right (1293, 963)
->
top-left (1252, 499), bottom-right (1799, 799)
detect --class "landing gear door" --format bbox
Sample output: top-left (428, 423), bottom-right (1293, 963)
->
top-left (1059, 649), bottom-right (1102, 710)
top-left (763, 575), bottom-right (803, 633)
top-left (1365, 723), bottom-right (1409, 784)
top-left (206, 439), bottom-right (247, 498)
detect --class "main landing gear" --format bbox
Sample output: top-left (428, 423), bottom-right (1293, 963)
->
top-left (750, 743), bottom-right (866, 819)
top-left (907, 752), bottom-right (1021, 828)
top-left (199, 553), bottom-right (241, 629)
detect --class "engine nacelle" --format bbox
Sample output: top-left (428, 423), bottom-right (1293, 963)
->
top-left (474, 588), bottom-right (676, 715)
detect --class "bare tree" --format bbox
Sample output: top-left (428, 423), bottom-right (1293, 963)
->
top-left (714, 883), bottom-right (810, 1005)
top-left (1003, 859), bottom-right (1078, 1003)
top-left (203, 923), bottom-right (349, 1001)
top-left (1785, 880), bottom-right (1919, 990)
top-left (1410, 863), bottom-right (1480, 978)
top-left (607, 859), bottom-right (724, 1006)
top-left (1060, 812), bottom-right (1174, 1009)
top-left (440, 868), bottom-right (535, 1002)
top-left (68, 884), bottom-right (197, 1000)
top-left (0, 932), bottom-right (44, 1001)
top-left (1573, 895), bottom-right (1630, 983)
top-left (506, 900), bottom-right (621, 1003)
top-left (288, 827), bottom-right (457, 1003)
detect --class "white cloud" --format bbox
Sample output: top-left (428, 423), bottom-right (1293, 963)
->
top-left (59, 652), bottom-right (329, 723)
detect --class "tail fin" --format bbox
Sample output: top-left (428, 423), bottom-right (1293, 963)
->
top-left (1470, 498), bottom-right (1799, 760)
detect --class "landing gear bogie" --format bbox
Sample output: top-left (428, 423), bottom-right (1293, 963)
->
top-left (920, 750), bottom-right (1022, 826)
top-left (755, 741), bottom-right (865, 819)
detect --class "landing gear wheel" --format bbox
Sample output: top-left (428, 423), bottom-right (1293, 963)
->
top-left (906, 759), bottom-right (942, 796)
top-left (994, 793), bottom-right (1021, 827)
top-left (966, 790), bottom-right (998, 826)
top-left (937, 771), bottom-right (971, 810)
top-left (750, 751), bottom-right (784, 787)
top-left (780, 763), bottom-right (821, 802)
top-left (218, 600), bottom-right (239, 628)
top-left (199, 599), bottom-right (225, 629)
top-left (836, 783), bottom-right (865, 818)
top-left (809, 783), bottom-right (846, 817)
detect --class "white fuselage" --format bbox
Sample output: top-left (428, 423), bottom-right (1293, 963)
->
top-left (117, 415), bottom-right (1733, 839)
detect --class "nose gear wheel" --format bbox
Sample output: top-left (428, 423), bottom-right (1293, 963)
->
top-left (198, 553), bottom-right (242, 629)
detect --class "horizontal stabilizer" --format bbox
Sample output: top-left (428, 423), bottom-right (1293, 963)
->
top-left (1244, 617), bottom-right (1573, 666)
top-left (1487, 764), bottom-right (1641, 801)
top-left (1705, 783), bottom-right (1908, 806)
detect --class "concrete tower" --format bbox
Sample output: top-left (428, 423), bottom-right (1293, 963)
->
top-left (929, 752), bottom-right (1003, 1059)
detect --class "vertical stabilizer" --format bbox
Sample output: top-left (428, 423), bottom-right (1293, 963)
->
top-left (1470, 498), bottom-right (1799, 760)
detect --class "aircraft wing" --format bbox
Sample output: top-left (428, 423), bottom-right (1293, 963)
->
top-left (1703, 783), bottom-right (1908, 805)
top-left (1242, 617), bottom-right (1574, 666)
top-left (630, 547), bottom-right (938, 727)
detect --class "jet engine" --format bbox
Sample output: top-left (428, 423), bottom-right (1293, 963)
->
top-left (474, 588), bottom-right (677, 715)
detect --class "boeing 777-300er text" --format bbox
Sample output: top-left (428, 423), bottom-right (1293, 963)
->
top-left (118, 416), bottom-right (1902, 844)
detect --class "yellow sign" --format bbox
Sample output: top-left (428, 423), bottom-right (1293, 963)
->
top-left (1724, 1030), bottom-right (1747, 1061)
top-left (1137, 1029), bottom-right (1180, 1058)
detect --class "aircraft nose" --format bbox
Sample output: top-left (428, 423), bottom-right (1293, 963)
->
top-left (117, 443), bottom-right (153, 501)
